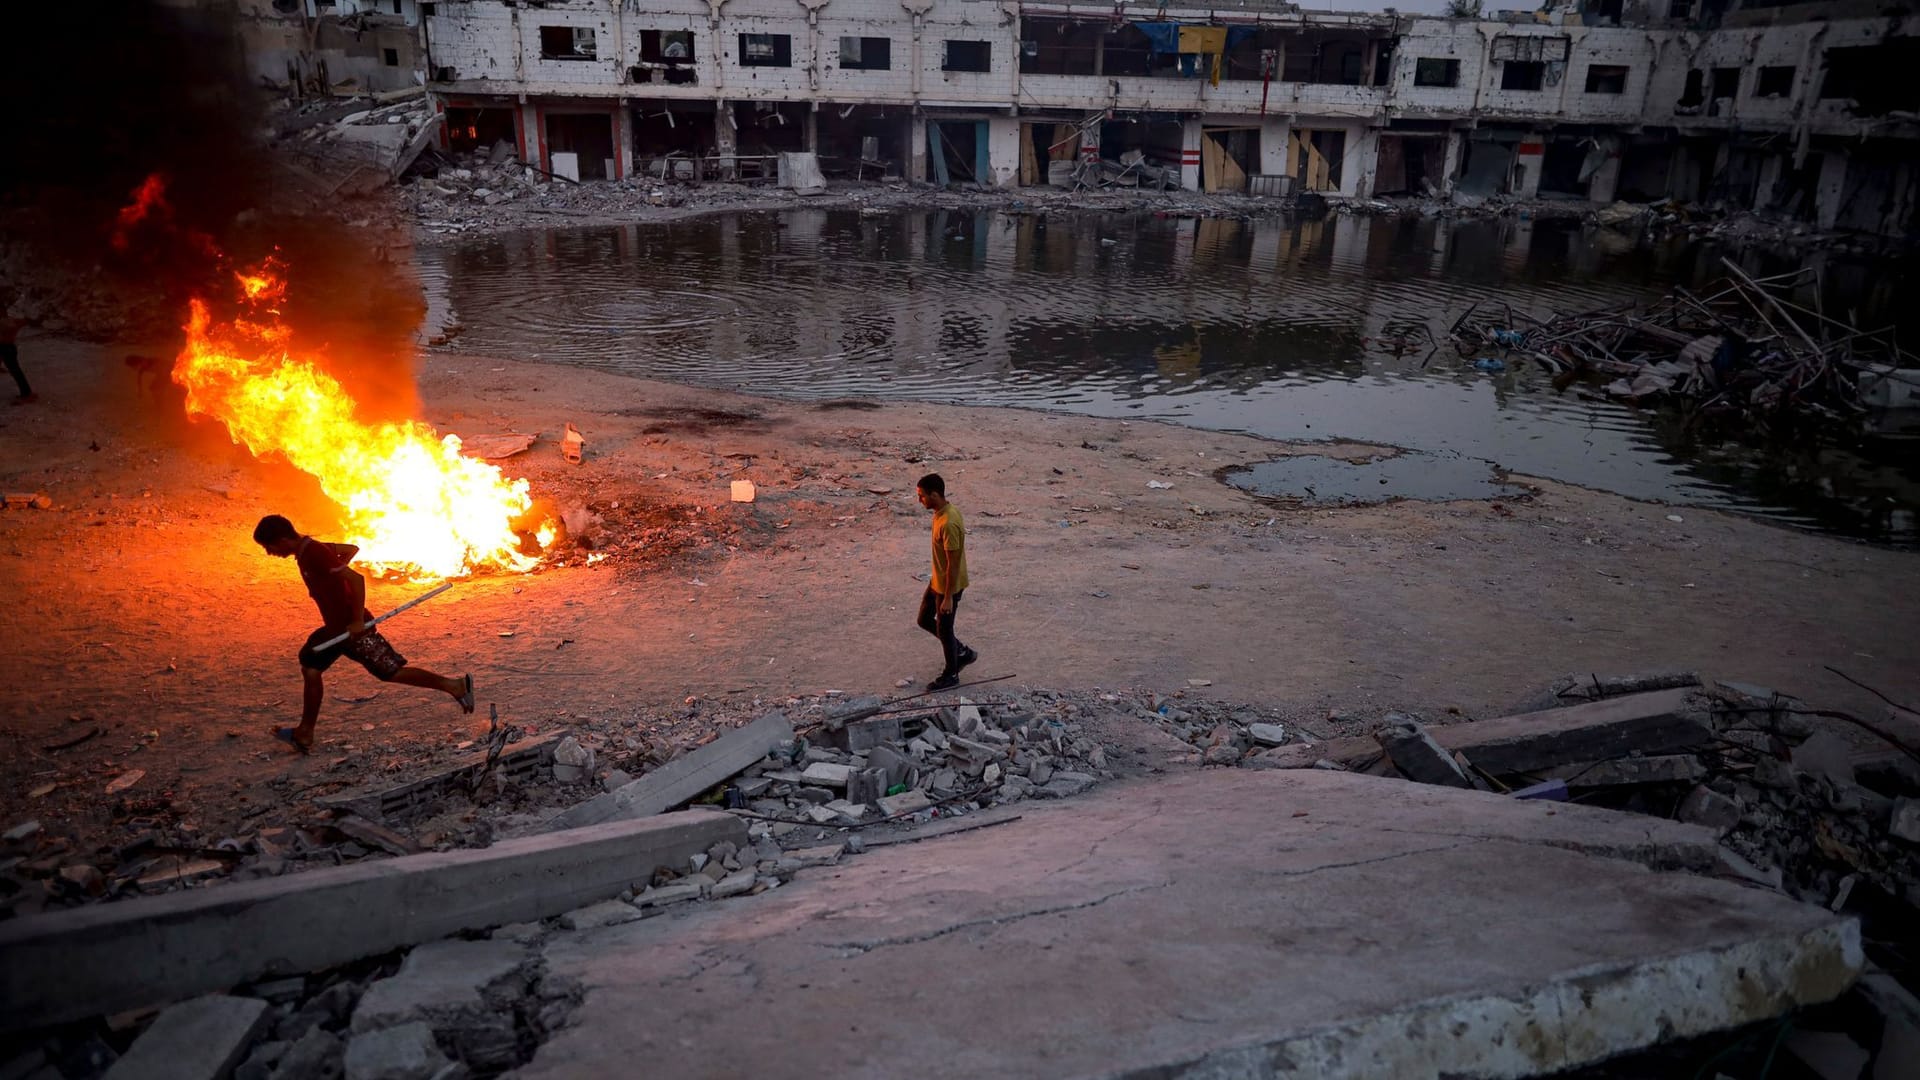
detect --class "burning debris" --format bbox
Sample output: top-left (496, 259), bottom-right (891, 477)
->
top-left (175, 249), bottom-right (553, 578)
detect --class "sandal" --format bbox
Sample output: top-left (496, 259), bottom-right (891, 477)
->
top-left (270, 726), bottom-right (312, 755)
top-left (457, 674), bottom-right (475, 715)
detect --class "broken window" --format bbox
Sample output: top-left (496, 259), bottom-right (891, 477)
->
top-left (840, 36), bottom-right (891, 71)
top-left (1710, 66), bottom-right (1739, 100)
top-left (1667, 0), bottom-right (1692, 16)
top-left (539, 26), bottom-right (596, 61)
top-left (1414, 58), bottom-right (1460, 87)
top-left (1676, 68), bottom-right (1705, 110)
top-left (944, 40), bottom-right (991, 73)
top-left (739, 33), bottom-right (791, 68)
top-left (1373, 44), bottom-right (1394, 87)
top-left (633, 30), bottom-right (696, 84)
top-left (383, 47), bottom-right (399, 67)
top-left (1587, 0), bottom-right (1623, 24)
top-left (1584, 64), bottom-right (1627, 94)
top-left (1820, 40), bottom-right (1920, 115)
top-left (1501, 61), bottom-right (1546, 91)
top-left (1756, 66), bottom-right (1794, 97)
top-left (391, 0), bottom-right (402, 14)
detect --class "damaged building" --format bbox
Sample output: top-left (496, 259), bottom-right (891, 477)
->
top-left (175, 0), bottom-right (428, 96)
top-left (417, 0), bottom-right (1920, 235)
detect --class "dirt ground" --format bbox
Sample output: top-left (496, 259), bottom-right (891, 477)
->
top-left (2, 333), bottom-right (1918, 868)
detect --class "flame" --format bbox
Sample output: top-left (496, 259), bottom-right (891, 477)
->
top-left (112, 174), bottom-right (171, 251)
top-left (175, 258), bottom-right (549, 579)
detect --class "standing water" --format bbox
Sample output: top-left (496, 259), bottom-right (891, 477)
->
top-left (415, 209), bottom-right (1920, 544)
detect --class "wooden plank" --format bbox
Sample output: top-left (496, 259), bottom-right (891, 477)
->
top-left (317, 736), bottom-right (560, 823)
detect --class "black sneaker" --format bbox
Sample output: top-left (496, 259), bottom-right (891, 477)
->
top-left (928, 672), bottom-right (959, 691)
top-left (956, 646), bottom-right (978, 671)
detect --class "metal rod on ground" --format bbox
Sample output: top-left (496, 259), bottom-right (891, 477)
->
top-left (821, 673), bottom-right (1020, 731)
top-left (312, 582), bottom-right (455, 652)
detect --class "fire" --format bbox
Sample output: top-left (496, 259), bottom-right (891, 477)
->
top-left (175, 258), bottom-right (551, 579)
top-left (112, 174), bottom-right (170, 251)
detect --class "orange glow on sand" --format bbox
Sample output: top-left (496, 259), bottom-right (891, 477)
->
top-left (174, 257), bottom-right (553, 579)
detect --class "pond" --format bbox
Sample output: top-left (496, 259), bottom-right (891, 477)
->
top-left (416, 208), bottom-right (1920, 543)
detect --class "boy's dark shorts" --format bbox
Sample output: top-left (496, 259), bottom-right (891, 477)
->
top-left (300, 626), bottom-right (407, 680)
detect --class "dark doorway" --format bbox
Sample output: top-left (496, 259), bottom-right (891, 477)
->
top-left (447, 106), bottom-right (515, 155)
top-left (546, 112), bottom-right (614, 180)
top-left (929, 121), bottom-right (986, 185)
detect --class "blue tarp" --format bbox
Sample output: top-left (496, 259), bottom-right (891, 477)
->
top-left (1131, 22), bottom-right (1261, 53)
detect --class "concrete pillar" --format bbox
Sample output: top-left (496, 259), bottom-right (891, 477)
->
top-left (1180, 116), bottom-right (1203, 192)
top-left (1587, 150), bottom-right (1622, 204)
top-left (1440, 130), bottom-right (1464, 196)
top-left (1351, 127), bottom-right (1381, 198)
top-left (614, 105), bottom-right (634, 180)
top-left (1080, 120), bottom-right (1101, 167)
top-left (986, 116), bottom-right (1021, 187)
top-left (1258, 116), bottom-right (1289, 178)
top-left (1814, 151), bottom-right (1848, 230)
top-left (908, 113), bottom-right (927, 182)
top-left (1754, 153), bottom-right (1785, 211)
top-left (1513, 137), bottom-right (1545, 198)
top-left (714, 100), bottom-right (738, 181)
top-left (805, 106), bottom-right (819, 154)
top-left (518, 101), bottom-right (541, 169)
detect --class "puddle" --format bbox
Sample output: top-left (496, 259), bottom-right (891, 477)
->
top-left (1224, 451), bottom-right (1520, 506)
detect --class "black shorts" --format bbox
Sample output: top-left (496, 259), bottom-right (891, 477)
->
top-left (299, 625), bottom-right (408, 680)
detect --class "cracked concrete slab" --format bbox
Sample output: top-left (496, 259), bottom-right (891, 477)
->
top-left (524, 770), bottom-right (1859, 1080)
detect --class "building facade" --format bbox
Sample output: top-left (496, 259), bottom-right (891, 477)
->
top-left (418, 0), bottom-right (1920, 234)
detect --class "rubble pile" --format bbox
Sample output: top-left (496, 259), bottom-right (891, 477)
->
top-left (271, 89), bottom-right (441, 200)
top-left (1449, 262), bottom-right (1919, 432)
top-left (1258, 673), bottom-right (1920, 948)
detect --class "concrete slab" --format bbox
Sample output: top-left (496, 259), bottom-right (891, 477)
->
top-left (524, 770), bottom-right (1859, 1080)
top-left (550, 712), bottom-right (791, 831)
top-left (0, 809), bottom-right (743, 1031)
top-left (351, 939), bottom-right (527, 1033)
top-left (103, 994), bottom-right (268, 1080)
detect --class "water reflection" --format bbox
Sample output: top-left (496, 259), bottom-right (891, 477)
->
top-left (416, 210), bottom-right (1919, 544)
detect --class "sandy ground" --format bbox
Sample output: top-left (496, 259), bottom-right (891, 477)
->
top-left (2, 334), bottom-right (1918, 863)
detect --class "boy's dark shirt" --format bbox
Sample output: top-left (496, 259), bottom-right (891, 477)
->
top-left (295, 537), bottom-right (372, 628)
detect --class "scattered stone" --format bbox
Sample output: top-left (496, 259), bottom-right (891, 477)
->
top-left (783, 844), bottom-right (844, 869)
top-left (103, 994), bottom-right (269, 1080)
top-left (1248, 724), bottom-right (1287, 747)
top-left (273, 1029), bottom-right (345, 1080)
top-left (1714, 847), bottom-right (1783, 890)
top-left (1790, 731), bottom-right (1857, 790)
top-left (1202, 744), bottom-right (1242, 766)
top-left (709, 869), bottom-right (756, 899)
top-left (1374, 718), bottom-right (1474, 789)
top-left (635, 882), bottom-right (702, 907)
top-left (1677, 785), bottom-right (1742, 832)
top-left (252, 976), bottom-right (307, 1004)
top-left (1890, 798), bottom-right (1920, 844)
top-left (343, 1022), bottom-right (447, 1080)
top-left (558, 900), bottom-right (644, 931)
top-left (3, 820), bottom-right (41, 843)
top-left (601, 769), bottom-right (633, 793)
top-left (551, 737), bottom-right (595, 784)
top-left (876, 790), bottom-right (933, 817)
top-left (799, 762), bottom-right (854, 788)
top-left (1037, 773), bottom-right (1097, 799)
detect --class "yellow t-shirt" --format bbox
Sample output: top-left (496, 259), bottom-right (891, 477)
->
top-left (931, 504), bottom-right (968, 595)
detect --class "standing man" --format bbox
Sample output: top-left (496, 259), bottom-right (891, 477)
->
top-left (915, 473), bottom-right (977, 691)
top-left (1, 299), bottom-right (33, 404)
top-left (253, 514), bottom-right (473, 753)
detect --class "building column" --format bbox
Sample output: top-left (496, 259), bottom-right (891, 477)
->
top-left (1440, 129), bottom-right (1464, 196)
top-left (614, 104), bottom-right (634, 181)
top-left (1258, 116), bottom-right (1289, 178)
top-left (908, 112), bottom-right (927, 182)
top-left (1351, 127), bottom-right (1381, 198)
top-left (805, 105), bottom-right (819, 154)
top-left (1513, 136), bottom-right (1545, 198)
top-left (986, 116), bottom-right (1021, 187)
top-left (1180, 116), bottom-right (1202, 191)
top-left (518, 101), bottom-right (541, 169)
top-left (715, 100), bottom-right (737, 181)
top-left (1080, 119), bottom-right (1101, 167)
top-left (1753, 152), bottom-right (1786, 211)
top-left (1815, 151), bottom-right (1848, 230)
top-left (1586, 136), bottom-right (1623, 204)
